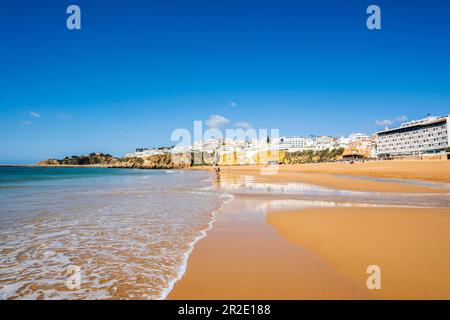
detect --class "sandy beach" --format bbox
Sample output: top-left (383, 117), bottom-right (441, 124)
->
top-left (169, 160), bottom-right (450, 299)
top-left (267, 207), bottom-right (450, 299)
top-left (272, 160), bottom-right (450, 183)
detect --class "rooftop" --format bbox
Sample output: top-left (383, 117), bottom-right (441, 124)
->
top-left (377, 115), bottom-right (449, 135)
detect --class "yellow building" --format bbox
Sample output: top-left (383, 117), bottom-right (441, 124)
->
top-left (218, 150), bottom-right (286, 166)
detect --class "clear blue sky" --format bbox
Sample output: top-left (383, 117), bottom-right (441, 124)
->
top-left (0, 0), bottom-right (449, 164)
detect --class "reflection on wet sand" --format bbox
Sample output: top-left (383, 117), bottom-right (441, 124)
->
top-left (215, 172), bottom-right (450, 208)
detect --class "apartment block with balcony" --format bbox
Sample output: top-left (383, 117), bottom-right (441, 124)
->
top-left (376, 115), bottom-right (450, 157)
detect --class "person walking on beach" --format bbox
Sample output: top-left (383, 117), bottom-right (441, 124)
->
top-left (214, 165), bottom-right (221, 181)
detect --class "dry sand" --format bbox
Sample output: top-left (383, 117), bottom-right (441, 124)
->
top-left (285, 160), bottom-right (450, 183)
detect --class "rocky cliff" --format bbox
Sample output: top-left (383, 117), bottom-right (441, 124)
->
top-left (115, 153), bottom-right (191, 169)
top-left (37, 152), bottom-right (192, 169)
top-left (37, 153), bottom-right (117, 166)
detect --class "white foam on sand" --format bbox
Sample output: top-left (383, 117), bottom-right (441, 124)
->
top-left (158, 193), bottom-right (234, 300)
top-left (0, 169), bottom-right (230, 300)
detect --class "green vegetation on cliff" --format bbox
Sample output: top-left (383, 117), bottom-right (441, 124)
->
top-left (286, 148), bottom-right (345, 164)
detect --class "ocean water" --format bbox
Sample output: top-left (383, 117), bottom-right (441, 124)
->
top-left (0, 167), bottom-right (230, 300)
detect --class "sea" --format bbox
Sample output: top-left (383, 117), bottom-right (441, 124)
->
top-left (0, 167), bottom-right (230, 300)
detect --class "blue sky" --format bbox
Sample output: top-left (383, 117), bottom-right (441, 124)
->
top-left (0, 0), bottom-right (449, 163)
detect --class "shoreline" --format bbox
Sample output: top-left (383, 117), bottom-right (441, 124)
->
top-left (159, 192), bottom-right (235, 300)
top-left (1, 164), bottom-right (192, 170)
top-left (8, 159), bottom-right (450, 186)
top-left (0, 167), bottom-right (226, 300)
top-left (169, 194), bottom-right (371, 299)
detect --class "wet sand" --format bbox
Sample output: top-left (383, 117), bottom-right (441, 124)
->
top-left (169, 160), bottom-right (450, 300)
top-left (222, 161), bottom-right (450, 193)
top-left (169, 197), bottom-right (371, 300)
top-left (170, 197), bottom-right (450, 299)
top-left (267, 207), bottom-right (450, 299)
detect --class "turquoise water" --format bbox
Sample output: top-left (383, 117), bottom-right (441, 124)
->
top-left (0, 167), bottom-right (159, 183)
top-left (0, 167), bottom-right (228, 299)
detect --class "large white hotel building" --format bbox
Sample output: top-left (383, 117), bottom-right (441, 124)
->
top-left (376, 115), bottom-right (450, 157)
